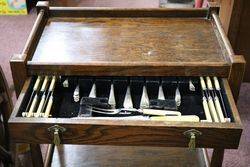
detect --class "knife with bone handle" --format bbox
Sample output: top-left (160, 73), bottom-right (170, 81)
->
top-left (142, 108), bottom-right (181, 116)
top-left (200, 77), bottom-right (219, 122)
top-left (34, 76), bottom-right (50, 117)
top-left (34, 94), bottom-right (46, 117)
top-left (73, 115), bottom-right (199, 122)
top-left (39, 76), bottom-right (56, 118)
top-left (24, 76), bottom-right (44, 117)
top-left (22, 76), bottom-right (43, 117)
top-left (85, 107), bottom-right (181, 116)
top-left (201, 91), bottom-right (212, 122)
top-left (73, 116), bottom-right (150, 120)
top-left (150, 115), bottom-right (200, 122)
top-left (206, 77), bottom-right (226, 123)
top-left (26, 94), bottom-right (38, 118)
top-left (213, 77), bottom-right (231, 122)
top-left (42, 93), bottom-right (53, 118)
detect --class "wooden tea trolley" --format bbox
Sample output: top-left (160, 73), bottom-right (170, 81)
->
top-left (9, 2), bottom-right (245, 167)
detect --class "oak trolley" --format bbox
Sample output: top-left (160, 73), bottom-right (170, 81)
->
top-left (9, 1), bottom-right (245, 167)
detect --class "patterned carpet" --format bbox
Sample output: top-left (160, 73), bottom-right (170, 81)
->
top-left (0, 3), bottom-right (249, 167)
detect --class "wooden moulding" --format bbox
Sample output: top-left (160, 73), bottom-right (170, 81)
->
top-left (10, 4), bottom-right (48, 96)
top-left (212, 13), bottom-right (235, 59)
top-left (49, 7), bottom-right (208, 18)
top-left (22, 7), bottom-right (47, 59)
top-left (27, 63), bottom-right (231, 78)
top-left (8, 78), bottom-right (242, 149)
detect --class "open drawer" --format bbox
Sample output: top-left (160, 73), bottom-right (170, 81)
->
top-left (8, 76), bottom-right (242, 149)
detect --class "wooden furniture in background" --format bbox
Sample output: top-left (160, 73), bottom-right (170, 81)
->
top-left (9, 1), bottom-right (245, 167)
top-left (219, 0), bottom-right (250, 82)
top-left (0, 67), bottom-right (13, 166)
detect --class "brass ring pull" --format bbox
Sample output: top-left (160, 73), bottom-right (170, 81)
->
top-left (48, 125), bottom-right (66, 146)
top-left (183, 129), bottom-right (202, 150)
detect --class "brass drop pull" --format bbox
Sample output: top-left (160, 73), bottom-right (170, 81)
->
top-left (189, 133), bottom-right (196, 149)
top-left (183, 129), bottom-right (202, 150)
top-left (53, 128), bottom-right (60, 146)
top-left (48, 125), bottom-right (66, 146)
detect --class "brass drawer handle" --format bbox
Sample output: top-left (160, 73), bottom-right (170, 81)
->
top-left (48, 125), bottom-right (66, 146)
top-left (183, 129), bottom-right (202, 150)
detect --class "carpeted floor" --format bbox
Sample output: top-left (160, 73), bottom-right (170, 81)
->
top-left (0, 3), bottom-right (249, 167)
top-left (0, 10), bottom-right (36, 92)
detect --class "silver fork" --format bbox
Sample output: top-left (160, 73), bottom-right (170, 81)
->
top-left (91, 107), bottom-right (181, 116)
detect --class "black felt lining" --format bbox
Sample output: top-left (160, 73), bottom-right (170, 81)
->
top-left (17, 76), bottom-right (233, 122)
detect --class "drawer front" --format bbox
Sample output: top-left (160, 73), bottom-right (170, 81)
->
top-left (8, 77), bottom-right (242, 149)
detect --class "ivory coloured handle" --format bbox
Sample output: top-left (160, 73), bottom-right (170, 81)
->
top-left (151, 115), bottom-right (200, 122)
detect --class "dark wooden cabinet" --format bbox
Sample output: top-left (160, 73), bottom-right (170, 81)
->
top-left (219, 0), bottom-right (250, 82)
top-left (0, 67), bottom-right (13, 165)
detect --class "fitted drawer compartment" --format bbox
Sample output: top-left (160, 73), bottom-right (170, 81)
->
top-left (8, 76), bottom-right (242, 149)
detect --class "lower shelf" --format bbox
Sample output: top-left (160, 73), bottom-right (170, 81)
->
top-left (51, 145), bottom-right (208, 167)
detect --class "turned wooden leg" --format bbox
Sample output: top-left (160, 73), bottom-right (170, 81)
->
top-left (30, 144), bottom-right (43, 167)
top-left (44, 144), bottom-right (55, 167)
top-left (211, 148), bottom-right (224, 167)
top-left (0, 145), bottom-right (12, 165)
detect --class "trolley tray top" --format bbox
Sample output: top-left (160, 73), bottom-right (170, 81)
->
top-left (31, 17), bottom-right (226, 65)
top-left (15, 6), bottom-right (237, 77)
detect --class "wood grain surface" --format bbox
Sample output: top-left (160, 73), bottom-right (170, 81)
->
top-left (8, 120), bottom-right (242, 149)
top-left (31, 17), bottom-right (226, 64)
top-left (27, 17), bottom-right (231, 76)
top-left (51, 145), bottom-right (207, 167)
